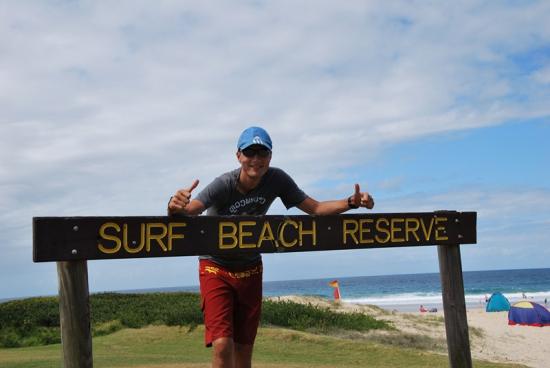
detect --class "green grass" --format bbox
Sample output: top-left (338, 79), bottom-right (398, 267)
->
top-left (0, 325), bottom-right (527, 368)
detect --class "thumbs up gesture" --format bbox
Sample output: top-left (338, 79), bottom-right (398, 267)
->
top-left (168, 179), bottom-right (200, 213)
top-left (349, 184), bottom-right (374, 209)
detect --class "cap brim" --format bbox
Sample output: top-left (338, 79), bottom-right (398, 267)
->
top-left (240, 142), bottom-right (271, 150)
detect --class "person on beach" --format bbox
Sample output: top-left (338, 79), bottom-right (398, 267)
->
top-left (168, 126), bottom-right (375, 368)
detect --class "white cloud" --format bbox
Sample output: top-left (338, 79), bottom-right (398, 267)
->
top-left (1, 1), bottom-right (550, 298)
top-left (379, 187), bottom-right (550, 226)
top-left (532, 65), bottom-right (550, 84)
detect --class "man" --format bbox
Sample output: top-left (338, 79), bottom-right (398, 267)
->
top-left (168, 126), bottom-right (374, 368)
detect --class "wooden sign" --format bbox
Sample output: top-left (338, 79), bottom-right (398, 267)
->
top-left (33, 211), bottom-right (476, 262)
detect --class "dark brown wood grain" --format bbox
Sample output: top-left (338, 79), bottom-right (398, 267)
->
top-left (34, 212), bottom-right (476, 262)
top-left (438, 244), bottom-right (473, 368)
top-left (57, 260), bottom-right (93, 368)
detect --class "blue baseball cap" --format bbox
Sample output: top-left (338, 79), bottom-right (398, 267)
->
top-left (237, 126), bottom-right (272, 151)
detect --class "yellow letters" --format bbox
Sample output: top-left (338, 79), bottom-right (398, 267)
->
top-left (99, 222), bottom-right (188, 255)
top-left (216, 220), bottom-right (317, 250)
top-left (299, 221), bottom-right (316, 246)
top-left (435, 217), bottom-right (449, 241)
top-left (168, 223), bottom-right (186, 251)
top-left (219, 222), bottom-right (238, 249)
top-left (278, 220), bottom-right (298, 248)
top-left (375, 218), bottom-right (391, 243)
top-left (97, 215), bottom-right (456, 257)
top-left (239, 221), bottom-right (257, 248)
top-left (257, 221), bottom-right (277, 248)
top-left (420, 217), bottom-right (435, 240)
top-left (390, 218), bottom-right (405, 242)
top-left (123, 223), bottom-right (145, 253)
top-left (359, 219), bottom-right (374, 244)
top-left (98, 222), bottom-right (122, 254)
top-left (343, 219), bottom-right (359, 244)
top-left (146, 223), bottom-right (168, 252)
top-left (405, 218), bottom-right (420, 242)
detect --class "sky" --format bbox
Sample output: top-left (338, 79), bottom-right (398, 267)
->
top-left (1, 1), bottom-right (549, 300)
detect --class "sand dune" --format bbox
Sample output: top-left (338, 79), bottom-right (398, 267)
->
top-left (269, 296), bottom-right (550, 368)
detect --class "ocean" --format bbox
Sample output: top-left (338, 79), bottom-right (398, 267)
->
top-left (7, 268), bottom-right (547, 311)
top-left (166, 268), bottom-right (550, 312)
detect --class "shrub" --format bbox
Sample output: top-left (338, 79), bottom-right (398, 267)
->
top-left (0, 292), bottom-right (390, 347)
top-left (261, 300), bottom-right (391, 332)
top-left (92, 320), bottom-right (124, 337)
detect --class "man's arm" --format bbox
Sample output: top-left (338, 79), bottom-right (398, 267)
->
top-left (167, 179), bottom-right (206, 216)
top-left (297, 184), bottom-right (374, 215)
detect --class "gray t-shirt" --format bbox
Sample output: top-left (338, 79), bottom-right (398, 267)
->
top-left (196, 167), bottom-right (307, 268)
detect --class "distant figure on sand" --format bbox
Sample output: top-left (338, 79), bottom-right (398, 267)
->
top-left (522, 292), bottom-right (527, 299)
top-left (419, 305), bottom-right (427, 313)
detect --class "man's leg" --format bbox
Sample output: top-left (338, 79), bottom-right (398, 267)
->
top-left (212, 337), bottom-right (234, 368)
top-left (199, 261), bottom-right (235, 367)
top-left (234, 343), bottom-right (254, 368)
top-left (233, 263), bottom-right (262, 368)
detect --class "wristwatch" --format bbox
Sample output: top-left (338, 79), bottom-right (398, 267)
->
top-left (347, 196), bottom-right (359, 209)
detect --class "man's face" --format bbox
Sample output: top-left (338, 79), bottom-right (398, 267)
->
top-left (237, 145), bottom-right (272, 179)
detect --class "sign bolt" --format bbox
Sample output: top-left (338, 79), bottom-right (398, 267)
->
top-left (73, 226), bottom-right (79, 232)
top-left (71, 249), bottom-right (77, 255)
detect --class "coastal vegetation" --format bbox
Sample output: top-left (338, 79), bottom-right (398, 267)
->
top-left (0, 292), bottom-right (389, 348)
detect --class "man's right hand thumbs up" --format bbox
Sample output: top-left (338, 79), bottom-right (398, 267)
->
top-left (168, 179), bottom-right (200, 213)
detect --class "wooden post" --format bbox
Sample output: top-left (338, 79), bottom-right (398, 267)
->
top-left (57, 261), bottom-right (93, 368)
top-left (438, 244), bottom-right (472, 368)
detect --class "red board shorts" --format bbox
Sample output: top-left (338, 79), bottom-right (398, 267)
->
top-left (199, 259), bottom-right (263, 347)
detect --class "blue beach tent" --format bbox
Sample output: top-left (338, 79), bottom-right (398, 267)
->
top-left (486, 292), bottom-right (510, 312)
top-left (508, 301), bottom-right (550, 327)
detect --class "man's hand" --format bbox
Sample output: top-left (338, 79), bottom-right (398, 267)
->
top-left (168, 179), bottom-right (199, 213)
top-left (350, 183), bottom-right (374, 209)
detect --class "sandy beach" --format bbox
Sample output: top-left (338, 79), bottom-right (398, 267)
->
top-left (270, 296), bottom-right (550, 368)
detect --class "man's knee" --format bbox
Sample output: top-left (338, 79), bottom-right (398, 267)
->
top-left (213, 337), bottom-right (234, 361)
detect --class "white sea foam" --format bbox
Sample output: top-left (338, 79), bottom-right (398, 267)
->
top-left (344, 293), bottom-right (442, 306)
top-left (342, 291), bottom-right (550, 307)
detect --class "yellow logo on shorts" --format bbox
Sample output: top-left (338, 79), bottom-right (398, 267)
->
top-left (228, 265), bottom-right (262, 279)
top-left (204, 266), bottom-right (220, 275)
